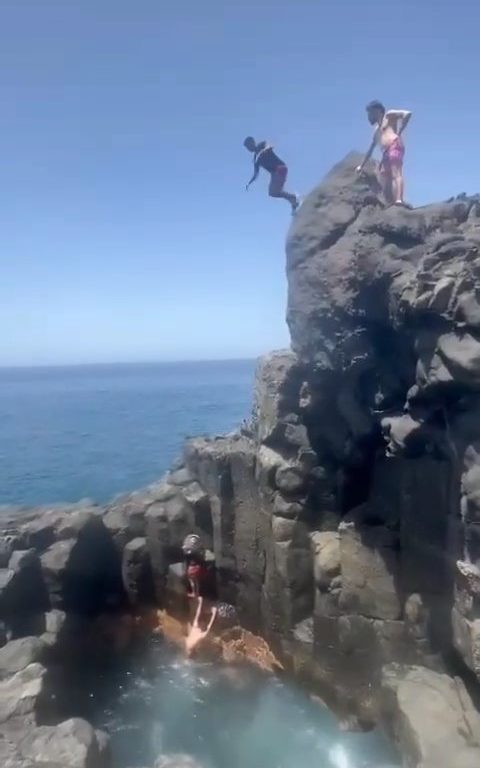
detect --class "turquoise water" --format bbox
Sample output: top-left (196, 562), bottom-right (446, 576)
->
top-left (0, 360), bottom-right (255, 506)
top-left (87, 637), bottom-right (400, 768)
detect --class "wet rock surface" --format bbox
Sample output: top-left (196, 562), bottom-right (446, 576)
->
top-left (19, 718), bottom-right (110, 768)
top-left (0, 636), bottom-right (47, 679)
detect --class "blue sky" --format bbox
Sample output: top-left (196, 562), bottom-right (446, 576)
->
top-left (1, 0), bottom-right (478, 365)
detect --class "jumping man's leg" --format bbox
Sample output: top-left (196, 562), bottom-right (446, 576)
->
top-left (269, 167), bottom-right (298, 211)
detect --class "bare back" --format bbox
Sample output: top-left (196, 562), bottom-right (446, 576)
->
top-left (376, 113), bottom-right (401, 150)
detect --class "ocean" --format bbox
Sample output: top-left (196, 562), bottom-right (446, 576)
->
top-left (0, 360), bottom-right (255, 507)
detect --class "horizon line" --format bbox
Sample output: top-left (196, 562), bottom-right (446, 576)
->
top-left (0, 356), bottom-right (266, 371)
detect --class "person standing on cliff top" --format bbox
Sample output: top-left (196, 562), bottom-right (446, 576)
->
top-left (356, 101), bottom-right (412, 206)
top-left (244, 137), bottom-right (299, 214)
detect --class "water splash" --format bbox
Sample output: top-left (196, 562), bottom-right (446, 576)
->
top-left (329, 743), bottom-right (354, 768)
top-left (89, 638), bottom-right (400, 768)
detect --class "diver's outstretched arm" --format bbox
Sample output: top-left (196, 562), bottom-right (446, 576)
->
top-left (193, 596), bottom-right (203, 627)
top-left (205, 606), bottom-right (218, 635)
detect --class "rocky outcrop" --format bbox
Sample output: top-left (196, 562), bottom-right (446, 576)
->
top-left (0, 506), bottom-right (119, 768)
top-left (283, 154), bottom-right (480, 693)
top-left (0, 630), bottom-right (110, 768)
top-left (0, 636), bottom-right (47, 679)
top-left (382, 665), bottom-right (480, 768)
top-left (18, 718), bottom-right (110, 768)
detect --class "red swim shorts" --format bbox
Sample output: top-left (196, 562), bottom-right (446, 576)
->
top-left (187, 563), bottom-right (204, 580)
top-left (380, 138), bottom-right (404, 174)
top-left (269, 164), bottom-right (288, 192)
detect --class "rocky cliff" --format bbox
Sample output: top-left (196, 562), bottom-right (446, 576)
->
top-left (178, 154), bottom-right (480, 692)
top-left (285, 151), bottom-right (480, 688)
top-left (2, 153), bottom-right (480, 767)
top-left (173, 153), bottom-right (480, 764)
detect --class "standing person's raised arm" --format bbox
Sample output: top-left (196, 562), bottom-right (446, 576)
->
top-left (386, 109), bottom-right (412, 135)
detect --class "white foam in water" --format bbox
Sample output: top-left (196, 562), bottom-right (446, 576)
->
top-left (329, 743), bottom-right (355, 768)
top-left (151, 721), bottom-right (164, 757)
top-left (92, 641), bottom-right (401, 768)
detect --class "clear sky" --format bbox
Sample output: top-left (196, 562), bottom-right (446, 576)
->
top-left (1, 0), bottom-right (478, 365)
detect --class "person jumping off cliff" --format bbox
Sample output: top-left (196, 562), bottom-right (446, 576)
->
top-left (243, 137), bottom-right (299, 214)
top-left (356, 101), bottom-right (412, 206)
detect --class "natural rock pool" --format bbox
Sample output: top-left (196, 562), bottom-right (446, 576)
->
top-left (68, 635), bottom-right (401, 768)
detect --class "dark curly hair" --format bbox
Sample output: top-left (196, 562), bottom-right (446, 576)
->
top-left (366, 100), bottom-right (385, 113)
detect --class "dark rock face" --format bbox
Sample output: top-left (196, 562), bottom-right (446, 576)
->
top-left (0, 548), bottom-right (49, 636)
top-left (121, 537), bottom-right (155, 606)
top-left (283, 153), bottom-right (480, 686)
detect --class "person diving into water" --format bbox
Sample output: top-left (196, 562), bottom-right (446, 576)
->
top-left (181, 534), bottom-right (238, 657)
top-left (356, 100), bottom-right (412, 206)
top-left (243, 137), bottom-right (299, 214)
top-left (185, 596), bottom-right (217, 656)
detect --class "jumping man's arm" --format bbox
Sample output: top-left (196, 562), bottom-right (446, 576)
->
top-left (246, 142), bottom-right (269, 190)
top-left (386, 109), bottom-right (412, 135)
top-left (246, 161), bottom-right (260, 190)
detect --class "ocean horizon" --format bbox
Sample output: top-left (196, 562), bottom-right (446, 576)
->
top-left (0, 359), bottom-right (256, 508)
top-left (0, 357), bottom-right (258, 370)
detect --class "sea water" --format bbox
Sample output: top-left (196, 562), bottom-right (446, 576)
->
top-left (0, 360), bottom-right (255, 506)
top-left (79, 636), bottom-right (400, 768)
